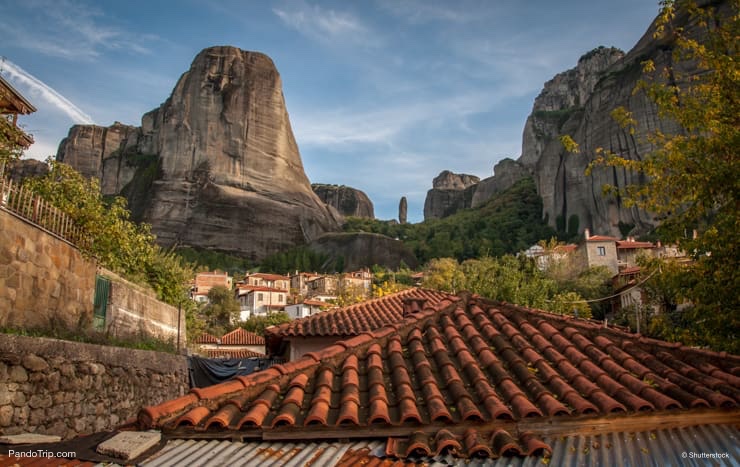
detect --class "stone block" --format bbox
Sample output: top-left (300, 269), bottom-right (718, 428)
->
top-left (96, 431), bottom-right (161, 461)
top-left (9, 365), bottom-right (27, 383)
top-left (0, 433), bottom-right (62, 444)
top-left (0, 405), bottom-right (13, 427)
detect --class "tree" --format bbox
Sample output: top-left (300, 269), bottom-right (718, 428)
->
top-left (24, 159), bottom-right (193, 307)
top-left (548, 291), bottom-right (592, 319)
top-left (203, 286), bottom-right (240, 334)
top-left (422, 258), bottom-right (465, 293)
top-left (240, 312), bottom-right (292, 336)
top-left (0, 121), bottom-right (26, 169)
top-left (564, 0), bottom-right (739, 351)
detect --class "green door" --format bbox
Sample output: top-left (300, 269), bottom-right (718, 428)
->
top-left (93, 275), bottom-right (111, 329)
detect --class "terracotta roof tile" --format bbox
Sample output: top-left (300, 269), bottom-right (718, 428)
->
top-left (220, 328), bottom-right (265, 345)
top-left (194, 332), bottom-right (219, 344)
top-left (139, 293), bottom-right (740, 460)
top-left (204, 349), bottom-right (265, 359)
top-left (265, 288), bottom-right (454, 338)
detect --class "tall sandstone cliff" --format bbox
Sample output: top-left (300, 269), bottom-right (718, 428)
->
top-left (425, 3), bottom-right (722, 236)
top-left (57, 47), bottom-right (340, 260)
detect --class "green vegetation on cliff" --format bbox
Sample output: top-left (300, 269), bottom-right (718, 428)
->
top-left (344, 177), bottom-right (556, 264)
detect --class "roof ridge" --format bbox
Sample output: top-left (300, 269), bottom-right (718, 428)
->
top-left (265, 287), bottom-right (449, 336)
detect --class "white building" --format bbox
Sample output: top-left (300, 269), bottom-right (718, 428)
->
top-left (237, 286), bottom-right (287, 320)
top-left (284, 300), bottom-right (329, 320)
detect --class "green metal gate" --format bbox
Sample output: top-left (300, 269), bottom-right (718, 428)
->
top-left (93, 275), bottom-right (111, 329)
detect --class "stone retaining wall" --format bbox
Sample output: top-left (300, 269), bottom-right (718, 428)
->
top-left (0, 208), bottom-right (95, 330)
top-left (0, 334), bottom-right (188, 440)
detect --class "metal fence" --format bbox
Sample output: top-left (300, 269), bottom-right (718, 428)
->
top-left (0, 173), bottom-right (89, 249)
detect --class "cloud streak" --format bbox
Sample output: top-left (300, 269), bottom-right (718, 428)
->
top-left (0, 0), bottom-right (154, 60)
top-left (273, 1), bottom-right (380, 47)
top-left (1, 58), bottom-right (94, 124)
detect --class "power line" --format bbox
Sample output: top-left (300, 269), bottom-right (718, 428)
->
top-left (545, 267), bottom-right (660, 304)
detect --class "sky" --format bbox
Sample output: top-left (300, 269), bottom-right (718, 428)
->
top-left (1, 0), bottom-right (660, 222)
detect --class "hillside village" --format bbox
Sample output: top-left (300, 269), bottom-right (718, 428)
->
top-left (0, 1), bottom-right (738, 465)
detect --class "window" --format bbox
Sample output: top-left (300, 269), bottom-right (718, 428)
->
top-left (279, 294), bottom-right (284, 303)
top-left (257, 293), bottom-right (264, 301)
top-left (597, 246), bottom-right (606, 256)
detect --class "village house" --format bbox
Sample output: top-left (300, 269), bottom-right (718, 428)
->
top-left (193, 328), bottom-right (266, 358)
top-left (190, 270), bottom-right (233, 303)
top-left (236, 286), bottom-right (287, 319)
top-left (243, 272), bottom-right (290, 291)
top-left (289, 271), bottom-right (322, 297)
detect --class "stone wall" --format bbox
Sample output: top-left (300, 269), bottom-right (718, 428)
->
top-left (100, 268), bottom-right (187, 348)
top-left (0, 333), bottom-right (188, 440)
top-left (0, 208), bottom-right (96, 330)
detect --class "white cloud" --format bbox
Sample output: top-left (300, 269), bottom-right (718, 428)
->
top-left (376, 0), bottom-right (485, 24)
top-left (293, 90), bottom-right (501, 148)
top-left (0, 0), bottom-right (154, 60)
top-left (1, 58), bottom-right (94, 124)
top-left (273, 1), bottom-right (380, 47)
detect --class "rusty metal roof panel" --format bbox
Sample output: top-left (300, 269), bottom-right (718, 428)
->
top-left (141, 439), bottom-right (363, 467)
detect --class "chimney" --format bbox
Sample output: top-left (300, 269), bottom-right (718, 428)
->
top-left (402, 297), bottom-right (428, 317)
top-left (584, 228), bottom-right (591, 240)
top-left (692, 229), bottom-right (698, 240)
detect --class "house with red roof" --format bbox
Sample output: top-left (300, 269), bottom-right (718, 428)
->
top-left (136, 291), bottom-right (740, 464)
top-left (193, 328), bottom-right (266, 358)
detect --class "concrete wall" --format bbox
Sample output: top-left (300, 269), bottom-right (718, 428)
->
top-left (0, 333), bottom-right (188, 439)
top-left (0, 208), bottom-right (96, 330)
top-left (100, 268), bottom-right (187, 348)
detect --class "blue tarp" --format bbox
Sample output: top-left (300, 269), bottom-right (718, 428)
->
top-left (188, 356), bottom-right (283, 388)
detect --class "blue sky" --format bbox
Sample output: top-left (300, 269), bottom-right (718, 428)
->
top-left (1, 0), bottom-right (659, 222)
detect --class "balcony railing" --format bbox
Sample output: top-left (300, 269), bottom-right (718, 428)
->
top-left (0, 173), bottom-right (89, 249)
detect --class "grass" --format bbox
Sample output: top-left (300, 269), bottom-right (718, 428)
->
top-left (0, 326), bottom-right (179, 354)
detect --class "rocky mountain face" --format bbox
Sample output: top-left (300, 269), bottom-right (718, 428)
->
top-left (57, 46), bottom-right (340, 260)
top-left (425, 2), bottom-right (716, 236)
top-left (311, 184), bottom-right (374, 218)
top-left (423, 170), bottom-right (479, 220)
top-left (308, 232), bottom-right (418, 271)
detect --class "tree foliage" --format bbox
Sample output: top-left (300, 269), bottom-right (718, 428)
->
top-left (343, 178), bottom-right (556, 264)
top-left (240, 312), bottom-right (292, 336)
top-left (23, 159), bottom-right (193, 307)
top-left (203, 285), bottom-right (241, 334)
top-left (564, 0), bottom-right (739, 351)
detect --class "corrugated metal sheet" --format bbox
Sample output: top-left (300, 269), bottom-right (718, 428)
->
top-left (141, 439), bottom-right (377, 467)
top-left (140, 425), bottom-right (739, 467)
top-left (396, 425), bottom-right (740, 467)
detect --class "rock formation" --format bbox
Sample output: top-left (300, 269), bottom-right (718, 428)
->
top-left (56, 46), bottom-right (340, 260)
top-left (423, 171), bottom-right (479, 220)
top-left (308, 232), bottom-right (418, 271)
top-left (398, 197), bottom-right (407, 224)
top-left (311, 184), bottom-right (374, 218)
top-left (7, 158), bottom-right (49, 183)
top-left (426, 2), bottom-right (721, 235)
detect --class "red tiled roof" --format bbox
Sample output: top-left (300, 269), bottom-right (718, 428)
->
top-left (617, 240), bottom-right (655, 249)
top-left (301, 299), bottom-right (330, 307)
top-left (619, 266), bottom-right (642, 275)
top-left (205, 349), bottom-right (265, 359)
top-left (220, 328), bottom-right (265, 345)
top-left (138, 293), bottom-right (740, 460)
top-left (250, 273), bottom-right (290, 282)
top-left (194, 332), bottom-right (219, 344)
top-left (266, 288), bottom-right (452, 338)
top-left (587, 235), bottom-right (619, 242)
top-left (554, 244), bottom-right (578, 253)
top-left (238, 285), bottom-right (288, 294)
